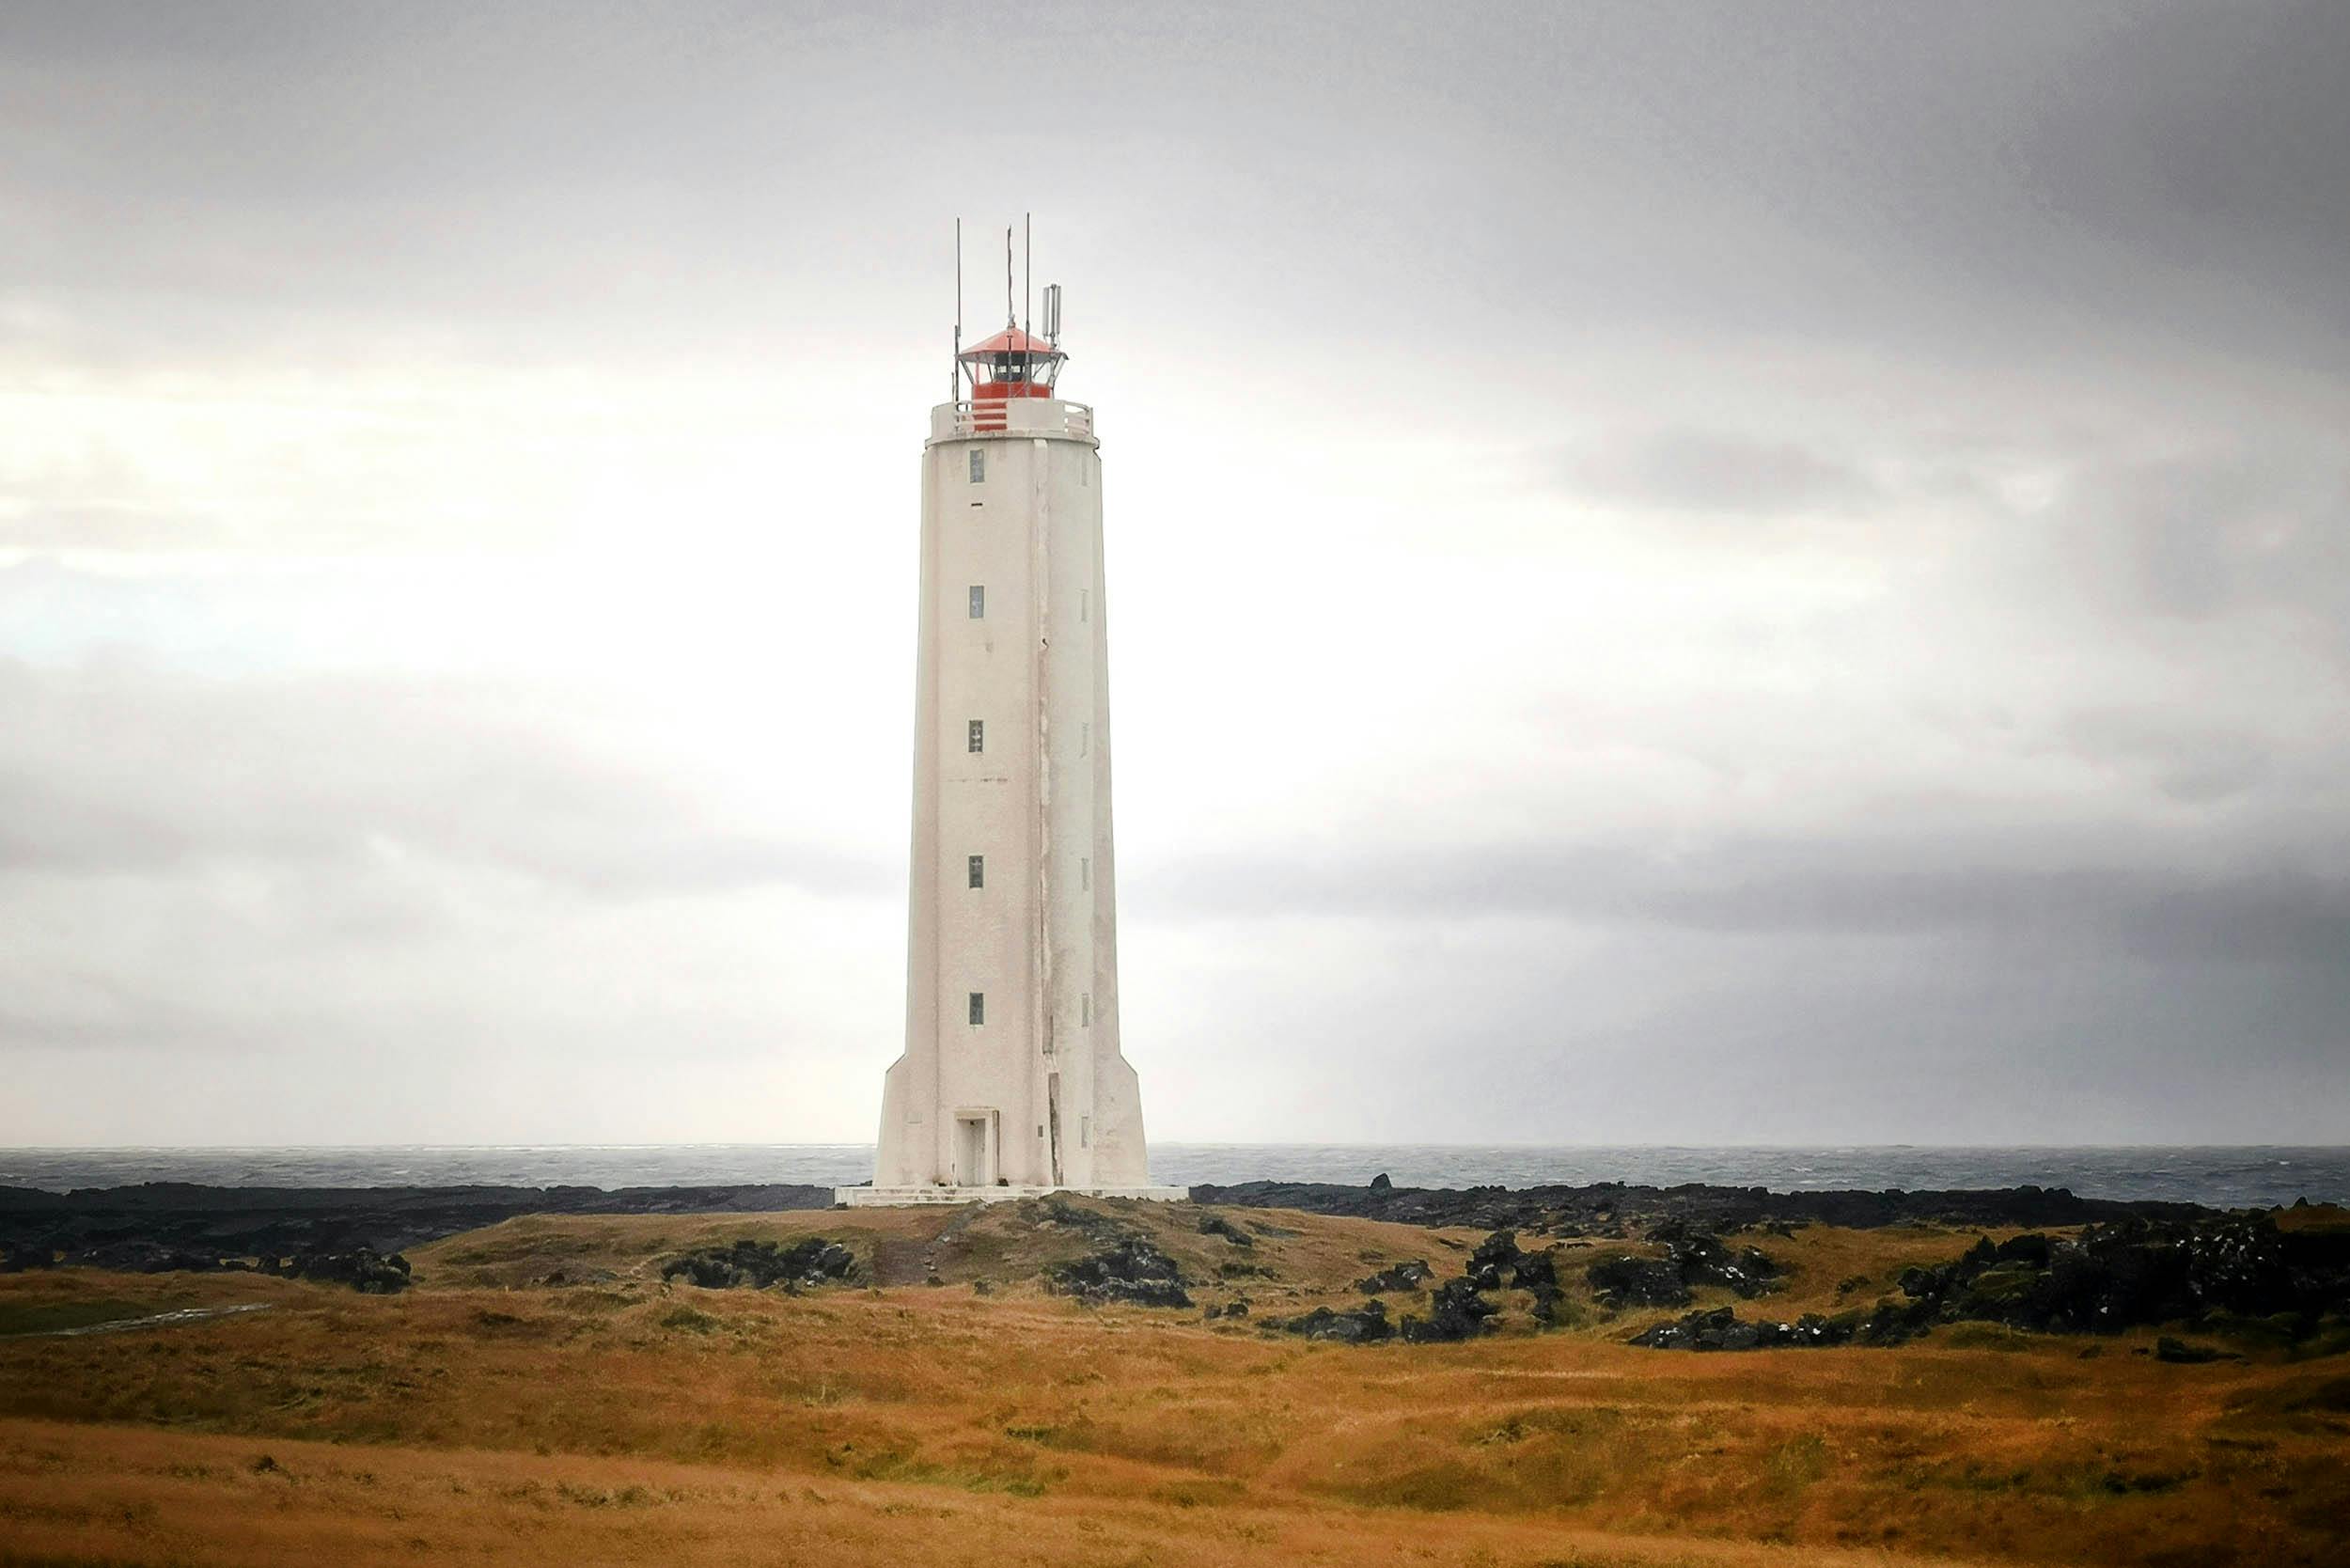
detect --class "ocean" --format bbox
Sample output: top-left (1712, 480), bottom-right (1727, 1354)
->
top-left (2, 1145), bottom-right (2344, 1208)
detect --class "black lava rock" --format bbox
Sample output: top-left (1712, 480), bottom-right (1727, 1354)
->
top-left (0, 1182), bottom-right (836, 1275)
top-left (1355, 1260), bottom-right (1434, 1294)
top-left (1050, 1236), bottom-right (1192, 1309)
top-left (1587, 1254), bottom-right (1691, 1309)
top-left (1634, 1213), bottom-right (2350, 1353)
top-left (1185, 1179), bottom-right (2217, 1234)
top-left (1630, 1307), bottom-right (1864, 1351)
top-left (1196, 1211), bottom-right (1256, 1247)
top-left (274, 1247), bottom-right (413, 1294)
top-left (1275, 1299), bottom-right (1392, 1342)
top-left (1586, 1224), bottom-right (1782, 1309)
top-left (1894, 1215), bottom-right (2345, 1338)
top-left (1466, 1230), bottom-right (1523, 1290)
top-left (1402, 1277), bottom-right (1500, 1342)
top-left (661, 1238), bottom-right (856, 1291)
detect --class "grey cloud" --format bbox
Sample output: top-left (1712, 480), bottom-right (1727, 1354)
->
top-left (0, 658), bottom-right (888, 901)
top-left (1559, 430), bottom-right (1880, 518)
top-left (2056, 709), bottom-right (2273, 807)
top-left (2016, 3), bottom-right (2350, 348)
top-left (5, 2), bottom-right (2346, 374)
top-left (2054, 456), bottom-right (2350, 623)
top-left (1138, 837), bottom-right (2350, 967)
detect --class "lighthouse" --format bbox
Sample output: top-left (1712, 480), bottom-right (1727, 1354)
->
top-left (840, 257), bottom-right (1183, 1204)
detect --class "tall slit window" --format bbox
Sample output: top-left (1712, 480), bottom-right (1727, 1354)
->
top-left (1081, 992), bottom-right (1091, 1027)
top-left (967, 719), bottom-right (984, 753)
top-left (1080, 856), bottom-right (1091, 891)
top-left (967, 855), bottom-right (984, 889)
top-left (1080, 722), bottom-right (1089, 757)
top-left (1080, 588), bottom-right (1089, 622)
top-left (968, 585), bottom-right (985, 619)
top-left (968, 448), bottom-right (984, 483)
top-left (968, 992), bottom-right (985, 1026)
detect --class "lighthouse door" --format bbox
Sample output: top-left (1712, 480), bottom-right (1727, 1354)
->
top-left (954, 1114), bottom-right (994, 1187)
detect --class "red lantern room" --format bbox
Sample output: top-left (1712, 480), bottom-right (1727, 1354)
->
top-left (958, 327), bottom-right (1064, 402)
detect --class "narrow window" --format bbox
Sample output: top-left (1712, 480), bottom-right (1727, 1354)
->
top-left (1080, 1116), bottom-right (1091, 1148)
top-left (1080, 721), bottom-right (1089, 757)
top-left (1080, 856), bottom-right (1090, 891)
top-left (967, 719), bottom-right (984, 753)
top-left (967, 855), bottom-right (984, 889)
top-left (968, 991), bottom-right (985, 1026)
top-left (1081, 992), bottom-right (1091, 1027)
top-left (968, 448), bottom-right (984, 483)
top-left (1079, 588), bottom-right (1089, 622)
top-left (968, 585), bottom-right (985, 619)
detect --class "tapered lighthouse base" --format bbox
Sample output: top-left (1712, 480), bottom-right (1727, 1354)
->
top-left (835, 1184), bottom-right (1189, 1208)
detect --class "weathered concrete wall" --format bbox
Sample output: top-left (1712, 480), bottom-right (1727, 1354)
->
top-left (873, 400), bottom-right (1152, 1191)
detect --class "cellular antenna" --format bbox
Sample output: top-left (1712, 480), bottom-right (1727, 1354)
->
top-left (1043, 283), bottom-right (1061, 348)
top-left (952, 218), bottom-right (963, 402)
top-left (1024, 212), bottom-right (1032, 353)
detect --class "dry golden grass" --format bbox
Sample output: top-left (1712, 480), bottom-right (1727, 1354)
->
top-left (0, 1416), bottom-right (1980, 1568)
top-left (1, 1200), bottom-right (2343, 1568)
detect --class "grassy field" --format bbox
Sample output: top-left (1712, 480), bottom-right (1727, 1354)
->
top-left (1, 1199), bottom-right (2344, 1568)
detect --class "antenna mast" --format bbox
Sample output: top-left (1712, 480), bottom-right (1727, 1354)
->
top-left (1024, 212), bottom-right (1032, 357)
top-left (952, 218), bottom-right (963, 402)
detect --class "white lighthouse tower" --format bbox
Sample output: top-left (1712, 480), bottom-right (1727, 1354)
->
top-left (840, 253), bottom-right (1182, 1205)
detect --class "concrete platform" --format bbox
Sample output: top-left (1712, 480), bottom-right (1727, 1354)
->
top-left (835, 1184), bottom-right (1190, 1207)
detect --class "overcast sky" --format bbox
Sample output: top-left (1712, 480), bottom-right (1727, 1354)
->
top-left (4, 1), bottom-right (2345, 1148)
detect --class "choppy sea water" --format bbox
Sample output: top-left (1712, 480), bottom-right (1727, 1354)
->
top-left (2, 1145), bottom-right (2344, 1207)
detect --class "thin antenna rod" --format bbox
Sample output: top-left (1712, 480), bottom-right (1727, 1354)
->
top-left (1024, 212), bottom-right (1032, 368)
top-left (952, 217), bottom-right (963, 402)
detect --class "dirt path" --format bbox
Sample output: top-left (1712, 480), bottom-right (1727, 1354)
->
top-left (866, 1204), bottom-right (982, 1287)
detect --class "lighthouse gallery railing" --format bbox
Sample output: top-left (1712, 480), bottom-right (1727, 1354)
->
top-left (932, 400), bottom-right (1096, 441)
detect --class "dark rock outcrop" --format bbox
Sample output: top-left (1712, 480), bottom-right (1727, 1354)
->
top-left (1196, 1212), bottom-right (1255, 1247)
top-left (1632, 1307), bottom-right (1863, 1351)
top-left (1355, 1260), bottom-right (1434, 1294)
top-left (1401, 1277), bottom-right (1500, 1342)
top-left (1188, 1178), bottom-right (2217, 1234)
top-left (1892, 1215), bottom-right (2345, 1336)
top-left (271, 1247), bottom-right (413, 1294)
top-left (1632, 1214), bottom-right (2350, 1352)
top-left (0, 1181), bottom-right (834, 1276)
top-left (661, 1238), bottom-right (856, 1291)
top-left (1587, 1224), bottom-right (1781, 1309)
top-left (1050, 1236), bottom-right (1192, 1308)
top-left (1587, 1254), bottom-right (1691, 1309)
top-left (1466, 1230), bottom-right (1523, 1290)
top-left (1630, 1296), bottom-right (1943, 1351)
top-left (1273, 1299), bottom-right (1391, 1342)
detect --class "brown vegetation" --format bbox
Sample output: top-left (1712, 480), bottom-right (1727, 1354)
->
top-left (2, 1199), bottom-right (2344, 1568)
